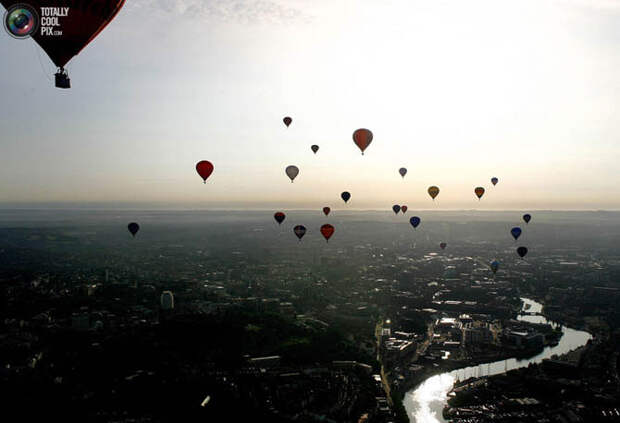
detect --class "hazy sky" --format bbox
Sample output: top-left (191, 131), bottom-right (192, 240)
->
top-left (1, 0), bottom-right (620, 209)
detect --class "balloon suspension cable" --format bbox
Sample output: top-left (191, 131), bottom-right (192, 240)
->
top-left (33, 42), bottom-right (52, 82)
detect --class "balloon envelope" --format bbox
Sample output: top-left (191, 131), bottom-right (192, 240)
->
top-left (274, 212), bottom-right (285, 225)
top-left (323, 207), bottom-right (331, 216)
top-left (293, 225), bottom-right (306, 240)
top-left (127, 222), bottom-right (139, 237)
top-left (491, 177), bottom-right (498, 186)
top-left (392, 205), bottom-right (401, 214)
top-left (352, 128), bottom-right (373, 154)
top-left (490, 260), bottom-right (500, 274)
top-left (428, 186), bottom-right (440, 200)
top-left (410, 216), bottom-right (421, 228)
top-left (320, 224), bottom-right (335, 242)
top-left (311, 145), bottom-right (319, 154)
top-left (3, 0), bottom-right (127, 68)
top-left (523, 213), bottom-right (532, 224)
top-left (510, 227), bottom-right (522, 240)
top-left (283, 116), bottom-right (292, 127)
top-left (401, 205), bottom-right (408, 214)
top-left (440, 242), bottom-right (447, 250)
top-left (341, 191), bottom-right (351, 203)
top-left (196, 160), bottom-right (214, 183)
top-left (285, 165), bottom-right (299, 182)
top-left (475, 187), bottom-right (485, 200)
top-left (399, 167), bottom-right (407, 178)
top-left (517, 246), bottom-right (528, 258)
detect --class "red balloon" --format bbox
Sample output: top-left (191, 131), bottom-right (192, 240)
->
top-left (196, 160), bottom-right (214, 183)
top-left (323, 207), bottom-right (331, 216)
top-left (274, 212), bottom-right (285, 225)
top-left (283, 116), bottom-right (292, 127)
top-left (320, 224), bottom-right (335, 242)
top-left (401, 205), bottom-right (408, 214)
top-left (440, 242), bottom-right (447, 250)
top-left (352, 128), bottom-right (373, 155)
top-left (1, 1), bottom-right (127, 68)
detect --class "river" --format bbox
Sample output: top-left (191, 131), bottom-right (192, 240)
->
top-left (403, 298), bottom-right (592, 423)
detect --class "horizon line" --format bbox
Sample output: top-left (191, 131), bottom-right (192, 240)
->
top-left (0, 204), bottom-right (619, 213)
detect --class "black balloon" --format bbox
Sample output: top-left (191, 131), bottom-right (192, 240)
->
top-left (128, 222), bottom-right (140, 237)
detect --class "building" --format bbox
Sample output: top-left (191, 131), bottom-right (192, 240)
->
top-left (463, 322), bottom-right (493, 346)
top-left (435, 317), bottom-right (462, 333)
top-left (505, 331), bottom-right (544, 349)
top-left (248, 355), bottom-right (281, 369)
top-left (161, 291), bottom-right (174, 310)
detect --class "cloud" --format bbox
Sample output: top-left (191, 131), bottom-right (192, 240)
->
top-left (128, 0), bottom-right (309, 24)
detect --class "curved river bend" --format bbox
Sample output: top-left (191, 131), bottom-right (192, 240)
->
top-left (403, 298), bottom-right (592, 423)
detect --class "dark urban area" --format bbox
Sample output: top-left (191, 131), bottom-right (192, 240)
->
top-left (1, 209), bottom-right (619, 422)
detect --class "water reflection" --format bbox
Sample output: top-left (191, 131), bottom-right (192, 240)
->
top-left (404, 298), bottom-right (592, 423)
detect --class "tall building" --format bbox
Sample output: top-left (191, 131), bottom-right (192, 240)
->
top-left (161, 291), bottom-right (174, 310)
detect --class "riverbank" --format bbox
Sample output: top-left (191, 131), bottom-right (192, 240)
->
top-left (441, 335), bottom-right (611, 423)
top-left (403, 298), bottom-right (593, 423)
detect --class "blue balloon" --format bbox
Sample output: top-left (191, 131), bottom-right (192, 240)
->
top-left (510, 227), bottom-right (522, 240)
top-left (392, 205), bottom-right (401, 214)
top-left (409, 216), bottom-right (421, 228)
top-left (490, 260), bottom-right (499, 274)
top-left (523, 214), bottom-right (531, 224)
top-left (341, 191), bottom-right (351, 203)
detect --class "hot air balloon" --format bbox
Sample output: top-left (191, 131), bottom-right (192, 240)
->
top-left (517, 246), bottom-right (528, 258)
top-left (293, 225), bottom-right (306, 240)
top-left (0, 1), bottom-right (126, 88)
top-left (410, 216), bottom-right (421, 229)
top-left (401, 205), bottom-right (408, 214)
top-left (274, 212), bottom-right (285, 225)
top-left (428, 186), bottom-right (440, 200)
top-left (399, 168), bottom-right (407, 178)
top-left (474, 187), bottom-right (485, 200)
top-left (490, 260), bottom-right (499, 274)
top-left (523, 214), bottom-right (531, 224)
top-left (491, 177), bottom-right (498, 186)
top-left (341, 191), bottom-right (351, 203)
top-left (323, 207), bottom-right (331, 216)
top-left (128, 222), bottom-right (139, 237)
top-left (392, 205), bottom-right (401, 215)
top-left (510, 227), bottom-right (522, 241)
top-left (311, 145), bottom-right (319, 154)
top-left (320, 224), bottom-right (335, 242)
top-left (440, 242), bottom-right (447, 250)
top-left (196, 160), bottom-right (214, 183)
top-left (283, 116), bottom-right (292, 127)
top-left (285, 165), bottom-right (299, 183)
top-left (352, 128), bottom-right (373, 155)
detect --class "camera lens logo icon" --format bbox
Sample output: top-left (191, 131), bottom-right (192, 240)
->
top-left (4, 4), bottom-right (39, 39)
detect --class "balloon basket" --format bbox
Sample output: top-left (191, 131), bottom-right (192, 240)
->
top-left (55, 69), bottom-right (71, 89)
